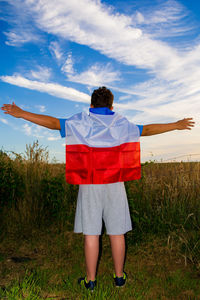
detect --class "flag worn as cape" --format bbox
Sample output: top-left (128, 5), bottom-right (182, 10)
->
top-left (65, 110), bottom-right (141, 184)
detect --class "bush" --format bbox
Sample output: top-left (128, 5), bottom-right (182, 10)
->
top-left (0, 150), bottom-right (25, 210)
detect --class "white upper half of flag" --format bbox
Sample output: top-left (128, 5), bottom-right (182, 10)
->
top-left (65, 112), bottom-right (140, 147)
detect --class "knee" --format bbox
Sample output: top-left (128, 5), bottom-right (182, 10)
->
top-left (109, 234), bottom-right (125, 243)
top-left (109, 234), bottom-right (124, 239)
top-left (84, 235), bottom-right (99, 246)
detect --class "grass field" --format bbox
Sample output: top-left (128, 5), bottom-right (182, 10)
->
top-left (1, 230), bottom-right (200, 299)
top-left (0, 143), bottom-right (200, 299)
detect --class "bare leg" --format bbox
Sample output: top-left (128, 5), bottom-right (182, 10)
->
top-left (109, 234), bottom-right (125, 277)
top-left (84, 235), bottom-right (99, 281)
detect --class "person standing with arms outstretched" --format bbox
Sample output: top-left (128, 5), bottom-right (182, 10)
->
top-left (1, 87), bottom-right (195, 291)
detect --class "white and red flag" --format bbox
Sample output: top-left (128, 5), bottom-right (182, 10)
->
top-left (64, 111), bottom-right (141, 184)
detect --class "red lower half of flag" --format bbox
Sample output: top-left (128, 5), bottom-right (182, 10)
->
top-left (65, 142), bottom-right (141, 184)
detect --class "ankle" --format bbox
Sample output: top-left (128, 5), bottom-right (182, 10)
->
top-left (86, 275), bottom-right (96, 282)
top-left (114, 272), bottom-right (124, 278)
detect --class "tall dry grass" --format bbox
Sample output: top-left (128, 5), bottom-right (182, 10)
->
top-left (0, 141), bottom-right (77, 238)
top-left (127, 162), bottom-right (200, 233)
top-left (126, 161), bottom-right (200, 268)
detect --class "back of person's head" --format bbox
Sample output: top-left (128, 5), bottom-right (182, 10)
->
top-left (91, 86), bottom-right (114, 109)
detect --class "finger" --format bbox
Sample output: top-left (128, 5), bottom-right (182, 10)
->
top-left (2, 106), bottom-right (11, 111)
top-left (1, 107), bottom-right (8, 111)
top-left (2, 104), bottom-right (12, 109)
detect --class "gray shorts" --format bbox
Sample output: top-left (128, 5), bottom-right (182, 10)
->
top-left (74, 182), bottom-right (132, 235)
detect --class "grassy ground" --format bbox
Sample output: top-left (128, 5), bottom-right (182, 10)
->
top-left (0, 229), bottom-right (200, 300)
top-left (1, 148), bottom-right (200, 299)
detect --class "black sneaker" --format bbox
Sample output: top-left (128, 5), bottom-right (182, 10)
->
top-left (113, 272), bottom-right (127, 287)
top-left (78, 276), bottom-right (96, 291)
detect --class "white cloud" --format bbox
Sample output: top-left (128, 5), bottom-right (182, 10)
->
top-left (114, 71), bottom-right (200, 122)
top-left (67, 63), bottom-right (120, 86)
top-left (29, 66), bottom-right (52, 82)
top-left (0, 118), bottom-right (8, 125)
top-left (3, 0), bottom-right (198, 79)
top-left (61, 53), bottom-right (74, 75)
top-left (4, 30), bottom-right (39, 46)
top-left (4, 0), bottom-right (199, 82)
top-left (22, 123), bottom-right (46, 138)
top-left (22, 123), bottom-right (32, 136)
top-left (24, 0), bottom-right (154, 65)
top-left (134, 1), bottom-right (187, 24)
top-left (22, 123), bottom-right (44, 138)
top-left (133, 0), bottom-right (196, 41)
top-left (0, 75), bottom-right (90, 104)
top-left (35, 105), bottom-right (46, 113)
top-left (47, 136), bottom-right (60, 141)
top-left (14, 0), bottom-right (200, 97)
top-left (2, 0), bottom-right (40, 46)
top-left (49, 41), bottom-right (63, 62)
top-left (118, 95), bottom-right (132, 102)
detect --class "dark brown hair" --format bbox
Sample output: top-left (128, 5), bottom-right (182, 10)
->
top-left (91, 86), bottom-right (114, 109)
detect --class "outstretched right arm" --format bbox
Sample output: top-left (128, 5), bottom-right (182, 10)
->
top-left (1, 102), bottom-right (61, 130)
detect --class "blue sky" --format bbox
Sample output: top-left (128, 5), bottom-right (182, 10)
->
top-left (0, 0), bottom-right (200, 162)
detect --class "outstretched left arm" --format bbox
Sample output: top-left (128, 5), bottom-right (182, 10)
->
top-left (141, 118), bottom-right (195, 136)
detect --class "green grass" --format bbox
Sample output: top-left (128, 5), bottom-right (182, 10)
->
top-left (0, 231), bottom-right (200, 300)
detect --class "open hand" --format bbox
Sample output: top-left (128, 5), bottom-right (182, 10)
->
top-left (176, 118), bottom-right (195, 130)
top-left (1, 102), bottom-right (23, 118)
